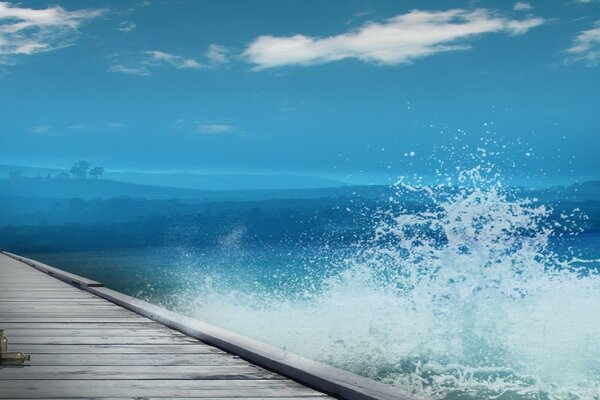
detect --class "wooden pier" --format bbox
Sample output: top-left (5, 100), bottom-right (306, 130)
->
top-left (0, 252), bottom-right (419, 400)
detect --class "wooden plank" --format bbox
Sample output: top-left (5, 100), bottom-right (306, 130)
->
top-left (0, 365), bottom-right (283, 380)
top-left (8, 353), bottom-right (250, 366)
top-left (2, 305), bottom-right (126, 310)
top-left (0, 380), bottom-right (320, 398)
top-left (0, 317), bottom-right (152, 323)
top-left (3, 328), bottom-right (186, 337)
top-left (15, 344), bottom-right (225, 354)
top-left (9, 336), bottom-right (199, 345)
top-left (0, 293), bottom-right (100, 299)
top-left (0, 289), bottom-right (94, 294)
top-left (0, 398), bottom-right (329, 400)
top-left (0, 322), bottom-right (160, 329)
top-left (0, 398), bottom-right (330, 400)
top-left (0, 313), bottom-right (140, 318)
top-left (0, 300), bottom-right (116, 305)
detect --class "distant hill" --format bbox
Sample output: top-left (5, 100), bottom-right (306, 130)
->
top-left (0, 178), bottom-right (393, 202)
top-left (0, 179), bottom-right (206, 200)
top-left (0, 164), bottom-right (347, 191)
top-left (104, 171), bottom-right (347, 190)
top-left (0, 164), bottom-right (66, 178)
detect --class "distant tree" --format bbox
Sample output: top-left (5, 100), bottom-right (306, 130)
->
top-left (70, 160), bottom-right (90, 179)
top-left (89, 166), bottom-right (105, 179)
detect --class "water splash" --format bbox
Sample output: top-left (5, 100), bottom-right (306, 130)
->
top-left (164, 166), bottom-right (600, 400)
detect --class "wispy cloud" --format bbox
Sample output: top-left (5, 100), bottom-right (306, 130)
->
top-left (243, 9), bottom-right (545, 69)
top-left (109, 50), bottom-right (205, 76)
top-left (513, 2), bottom-right (533, 11)
top-left (146, 50), bottom-right (201, 69)
top-left (64, 121), bottom-right (127, 132)
top-left (0, 2), bottom-right (105, 64)
top-left (174, 118), bottom-right (238, 135)
top-left (108, 63), bottom-right (151, 76)
top-left (118, 21), bottom-right (136, 32)
top-left (30, 124), bottom-right (52, 134)
top-left (206, 44), bottom-right (229, 66)
top-left (196, 123), bottom-right (235, 134)
top-left (565, 23), bottom-right (600, 66)
top-left (109, 45), bottom-right (232, 76)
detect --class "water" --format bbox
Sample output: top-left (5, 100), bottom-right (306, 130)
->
top-left (31, 169), bottom-right (600, 400)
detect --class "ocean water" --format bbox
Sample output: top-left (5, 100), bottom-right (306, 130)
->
top-left (31, 169), bottom-right (600, 400)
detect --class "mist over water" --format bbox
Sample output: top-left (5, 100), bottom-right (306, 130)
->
top-left (162, 164), bottom-right (600, 400)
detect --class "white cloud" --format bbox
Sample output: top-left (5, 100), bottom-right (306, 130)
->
top-left (0, 2), bottom-right (105, 63)
top-left (30, 124), bottom-right (51, 134)
top-left (108, 63), bottom-right (151, 76)
top-left (145, 50), bottom-right (202, 69)
top-left (118, 21), bottom-right (136, 32)
top-left (105, 122), bottom-right (124, 129)
top-left (566, 23), bottom-right (600, 66)
top-left (243, 9), bottom-right (545, 69)
top-left (196, 123), bottom-right (235, 134)
top-left (206, 43), bottom-right (228, 65)
top-left (66, 122), bottom-right (124, 130)
top-left (513, 2), bottom-right (533, 11)
top-left (109, 50), bottom-right (203, 76)
top-left (109, 44), bottom-right (233, 76)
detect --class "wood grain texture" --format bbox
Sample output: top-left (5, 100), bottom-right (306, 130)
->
top-left (0, 365), bottom-right (283, 380)
top-left (4, 353), bottom-right (250, 366)
top-left (0, 379), bottom-right (320, 398)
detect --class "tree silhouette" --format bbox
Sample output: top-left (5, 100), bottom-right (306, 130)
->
top-left (89, 166), bottom-right (105, 179)
top-left (70, 160), bottom-right (90, 179)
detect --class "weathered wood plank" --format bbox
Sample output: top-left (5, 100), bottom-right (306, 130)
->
top-left (0, 300), bottom-right (116, 305)
top-left (0, 365), bottom-right (283, 380)
top-left (0, 293), bottom-right (101, 299)
top-left (0, 317), bottom-right (151, 323)
top-left (0, 398), bottom-right (330, 400)
top-left (15, 344), bottom-right (225, 354)
top-left (9, 336), bottom-right (199, 345)
top-left (7, 353), bottom-right (249, 366)
top-left (3, 328), bottom-right (186, 337)
top-left (0, 313), bottom-right (140, 318)
top-left (1, 305), bottom-right (126, 311)
top-left (0, 380), bottom-right (320, 398)
top-left (0, 322), bottom-right (160, 329)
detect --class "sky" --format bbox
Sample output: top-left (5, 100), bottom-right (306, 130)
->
top-left (0, 0), bottom-right (599, 184)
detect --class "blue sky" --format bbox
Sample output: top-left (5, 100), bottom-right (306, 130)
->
top-left (0, 0), bottom-right (599, 184)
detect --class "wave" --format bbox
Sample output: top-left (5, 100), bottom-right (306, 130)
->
top-left (159, 166), bottom-right (600, 400)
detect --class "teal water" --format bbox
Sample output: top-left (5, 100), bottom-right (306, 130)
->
top-left (28, 176), bottom-right (600, 400)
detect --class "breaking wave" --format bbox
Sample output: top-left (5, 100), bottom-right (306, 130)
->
top-left (162, 166), bottom-right (600, 400)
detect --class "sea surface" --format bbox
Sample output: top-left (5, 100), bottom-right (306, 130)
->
top-left (28, 178), bottom-right (600, 400)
